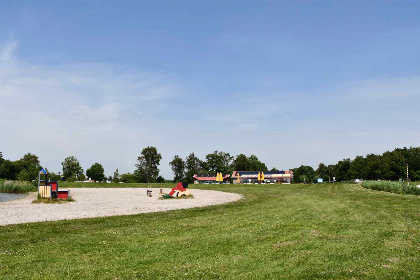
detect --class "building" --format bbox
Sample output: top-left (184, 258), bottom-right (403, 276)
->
top-left (231, 170), bottom-right (293, 184)
top-left (193, 174), bottom-right (230, 184)
top-left (193, 170), bottom-right (293, 184)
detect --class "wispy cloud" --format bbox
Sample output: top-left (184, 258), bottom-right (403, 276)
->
top-left (342, 77), bottom-right (420, 99)
top-left (0, 40), bottom-right (185, 176)
top-left (0, 39), bottom-right (17, 61)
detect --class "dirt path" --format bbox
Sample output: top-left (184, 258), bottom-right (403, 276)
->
top-left (0, 188), bottom-right (242, 226)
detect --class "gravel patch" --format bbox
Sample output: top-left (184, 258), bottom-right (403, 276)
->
top-left (0, 188), bottom-right (242, 226)
top-left (0, 193), bottom-right (27, 202)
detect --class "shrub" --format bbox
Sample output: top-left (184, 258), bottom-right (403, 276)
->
top-left (362, 180), bottom-right (420, 196)
top-left (0, 180), bottom-right (37, 193)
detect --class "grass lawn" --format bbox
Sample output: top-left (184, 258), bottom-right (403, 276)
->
top-left (0, 183), bottom-right (419, 279)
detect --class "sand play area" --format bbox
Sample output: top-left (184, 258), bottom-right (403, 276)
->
top-left (0, 188), bottom-right (242, 226)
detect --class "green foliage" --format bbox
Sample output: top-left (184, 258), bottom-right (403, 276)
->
top-left (62, 156), bottom-right (84, 181)
top-left (205, 150), bottom-right (233, 174)
top-left (169, 155), bottom-right (185, 182)
top-left (14, 153), bottom-right (43, 182)
top-left (120, 173), bottom-right (137, 183)
top-left (48, 172), bottom-right (60, 181)
top-left (233, 154), bottom-right (249, 171)
top-left (362, 180), bottom-right (420, 195)
top-left (0, 180), bottom-right (36, 193)
top-left (247, 154), bottom-right (267, 171)
top-left (232, 154), bottom-right (268, 172)
top-left (32, 196), bottom-right (75, 204)
top-left (292, 165), bottom-right (315, 183)
top-left (86, 163), bottom-right (105, 182)
top-left (304, 147), bottom-right (420, 183)
top-left (0, 153), bottom-right (42, 182)
top-left (156, 176), bottom-right (165, 183)
top-left (0, 160), bottom-right (18, 180)
top-left (113, 169), bottom-right (120, 183)
top-left (315, 163), bottom-right (328, 181)
top-left (135, 146), bottom-right (162, 183)
top-left (335, 158), bottom-right (351, 181)
top-left (185, 153), bottom-right (203, 183)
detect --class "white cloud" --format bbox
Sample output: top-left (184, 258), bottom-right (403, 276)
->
top-left (341, 76), bottom-right (420, 99)
top-left (0, 41), bottom-right (184, 177)
top-left (0, 39), bottom-right (17, 62)
top-left (1, 40), bottom-right (419, 180)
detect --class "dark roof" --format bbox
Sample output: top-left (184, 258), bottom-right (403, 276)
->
top-left (236, 171), bottom-right (286, 175)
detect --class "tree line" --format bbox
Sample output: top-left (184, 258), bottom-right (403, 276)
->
top-left (292, 147), bottom-right (420, 183)
top-left (0, 148), bottom-right (273, 184)
top-left (1, 146), bottom-right (419, 184)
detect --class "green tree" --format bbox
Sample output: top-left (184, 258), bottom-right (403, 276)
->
top-left (120, 173), bottom-right (136, 183)
top-left (316, 163), bottom-right (329, 181)
top-left (0, 160), bottom-right (18, 180)
top-left (169, 155), bottom-right (185, 182)
top-left (157, 176), bottom-right (165, 183)
top-left (62, 156), bottom-right (84, 181)
top-left (113, 169), bottom-right (120, 183)
top-left (205, 151), bottom-right (234, 174)
top-left (365, 154), bottom-right (386, 180)
top-left (135, 146), bottom-right (162, 183)
top-left (292, 165), bottom-right (315, 183)
top-left (270, 167), bottom-right (279, 171)
top-left (335, 159), bottom-right (351, 181)
top-left (185, 153), bottom-right (202, 183)
top-left (348, 156), bottom-right (366, 180)
top-left (327, 165), bottom-right (336, 182)
top-left (49, 172), bottom-right (60, 181)
top-left (247, 155), bottom-right (267, 171)
top-left (15, 153), bottom-right (42, 181)
top-left (233, 154), bottom-right (249, 171)
top-left (86, 163), bottom-right (105, 182)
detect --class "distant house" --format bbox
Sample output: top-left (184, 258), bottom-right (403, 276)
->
top-left (193, 174), bottom-right (230, 184)
top-left (193, 170), bottom-right (293, 184)
top-left (231, 170), bottom-right (293, 184)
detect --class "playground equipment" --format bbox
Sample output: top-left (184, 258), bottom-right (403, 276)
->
top-left (168, 182), bottom-right (190, 197)
top-left (147, 187), bottom-right (152, 197)
top-left (38, 169), bottom-right (70, 199)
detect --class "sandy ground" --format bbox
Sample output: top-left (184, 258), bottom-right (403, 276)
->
top-left (0, 188), bottom-right (242, 226)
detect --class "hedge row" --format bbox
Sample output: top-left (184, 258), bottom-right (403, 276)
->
top-left (362, 180), bottom-right (420, 196)
top-left (0, 180), bottom-right (37, 193)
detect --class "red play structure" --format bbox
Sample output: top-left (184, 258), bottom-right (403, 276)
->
top-left (38, 169), bottom-right (70, 199)
top-left (168, 182), bottom-right (190, 197)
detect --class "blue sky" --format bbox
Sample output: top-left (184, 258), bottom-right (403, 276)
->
top-left (1, 0), bottom-right (419, 179)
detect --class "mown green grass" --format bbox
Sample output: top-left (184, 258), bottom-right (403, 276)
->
top-left (0, 183), bottom-right (419, 279)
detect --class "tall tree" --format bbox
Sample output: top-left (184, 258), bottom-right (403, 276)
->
top-left (86, 163), bottom-right (105, 182)
top-left (247, 155), bottom-right (267, 171)
top-left (292, 165), bottom-right (315, 183)
top-left (233, 154), bottom-right (249, 171)
top-left (62, 156), bottom-right (84, 181)
top-left (185, 153), bottom-right (202, 183)
top-left (205, 151), bottom-right (234, 174)
top-left (0, 160), bottom-right (17, 180)
top-left (347, 156), bottom-right (366, 180)
top-left (15, 153), bottom-right (42, 181)
top-left (316, 163), bottom-right (329, 181)
top-left (327, 165), bottom-right (336, 182)
top-left (335, 159), bottom-right (351, 181)
top-left (113, 168), bottom-right (120, 183)
top-left (135, 146), bottom-right (162, 183)
top-left (169, 155), bottom-right (185, 182)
